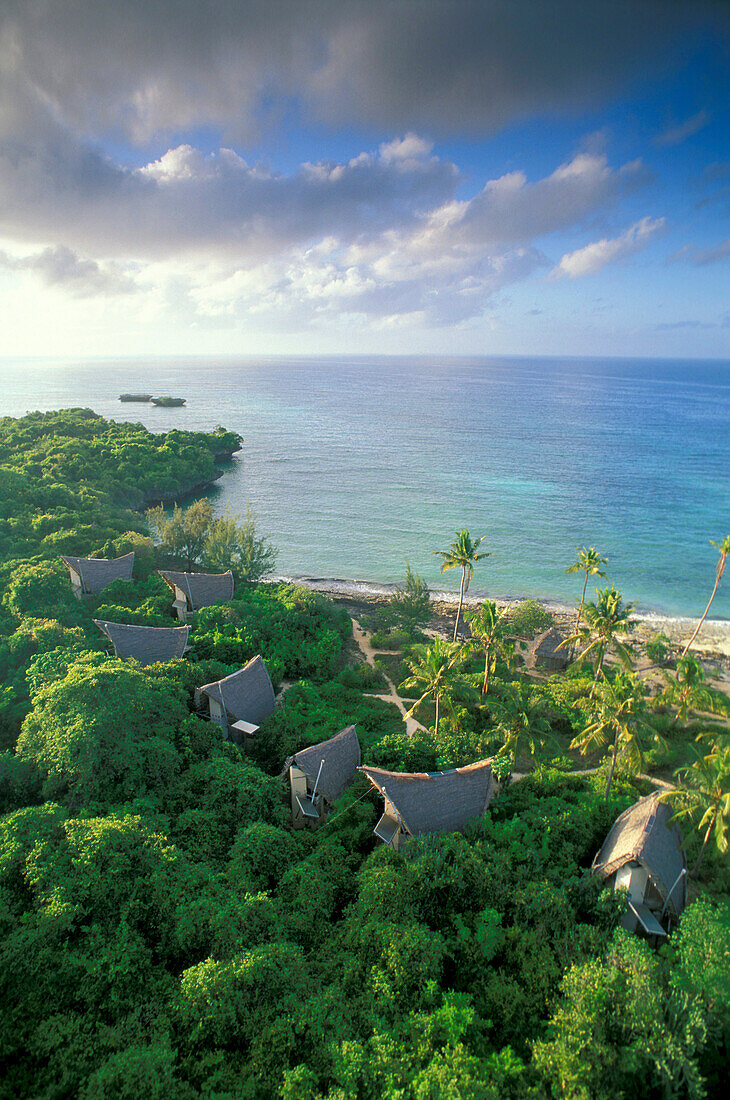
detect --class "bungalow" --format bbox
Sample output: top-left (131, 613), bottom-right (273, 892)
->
top-left (360, 759), bottom-right (495, 851)
top-left (531, 627), bottom-right (569, 672)
top-left (592, 792), bottom-right (687, 937)
top-left (195, 655), bottom-right (276, 743)
top-left (284, 725), bottom-right (361, 828)
top-left (158, 569), bottom-right (234, 620)
top-left (62, 552), bottom-right (134, 598)
top-left (93, 619), bottom-right (189, 666)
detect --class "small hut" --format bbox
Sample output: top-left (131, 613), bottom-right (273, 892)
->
top-left (532, 627), bottom-right (569, 672)
top-left (196, 655), bottom-right (275, 742)
top-left (93, 619), bottom-right (189, 666)
top-left (62, 553), bottom-right (134, 598)
top-left (284, 725), bottom-right (361, 828)
top-left (158, 569), bottom-right (234, 620)
top-left (592, 793), bottom-right (686, 937)
top-left (360, 759), bottom-right (495, 851)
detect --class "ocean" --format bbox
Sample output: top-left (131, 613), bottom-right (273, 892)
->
top-left (0, 354), bottom-right (728, 620)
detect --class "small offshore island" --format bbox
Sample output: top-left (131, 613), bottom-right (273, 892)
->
top-left (119, 393), bottom-right (187, 406)
top-left (0, 409), bottom-right (728, 1099)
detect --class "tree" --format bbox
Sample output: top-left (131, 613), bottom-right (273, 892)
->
top-left (533, 931), bottom-right (708, 1100)
top-left (660, 740), bottom-right (730, 876)
top-left (434, 530), bottom-right (489, 642)
top-left (565, 546), bottom-right (608, 658)
top-left (402, 638), bottom-right (469, 737)
top-left (466, 600), bottom-right (512, 695)
top-left (202, 503), bottom-right (278, 582)
top-left (391, 563), bottom-right (431, 632)
top-left (507, 599), bottom-right (553, 638)
top-left (146, 499), bottom-right (214, 570)
top-left (16, 656), bottom-right (188, 808)
top-left (562, 585), bottom-right (635, 695)
top-left (491, 681), bottom-right (554, 765)
top-left (571, 672), bottom-right (657, 798)
top-left (682, 535), bottom-right (730, 657)
top-left (659, 655), bottom-right (713, 727)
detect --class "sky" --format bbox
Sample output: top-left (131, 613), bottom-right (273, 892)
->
top-left (0, 0), bottom-right (729, 360)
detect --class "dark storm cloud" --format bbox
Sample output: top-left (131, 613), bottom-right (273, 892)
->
top-left (1, 0), bottom-right (724, 142)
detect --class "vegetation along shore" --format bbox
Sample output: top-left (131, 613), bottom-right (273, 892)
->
top-left (0, 408), bottom-right (728, 1099)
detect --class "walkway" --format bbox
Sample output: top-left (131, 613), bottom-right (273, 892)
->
top-left (350, 618), bottom-right (679, 787)
top-left (351, 618), bottom-right (427, 736)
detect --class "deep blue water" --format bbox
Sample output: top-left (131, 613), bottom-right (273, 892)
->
top-left (0, 354), bottom-right (728, 618)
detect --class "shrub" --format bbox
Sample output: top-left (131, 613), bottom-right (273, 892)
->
top-left (508, 600), bottom-right (554, 637)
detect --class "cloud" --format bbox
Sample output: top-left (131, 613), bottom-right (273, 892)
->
top-left (0, 1), bottom-right (722, 143)
top-left (551, 216), bottom-right (666, 278)
top-left (0, 244), bottom-right (136, 295)
top-left (654, 109), bottom-right (710, 146)
top-left (669, 238), bottom-right (730, 265)
top-left (655, 318), bottom-right (724, 330)
top-left (0, 143), bottom-right (649, 325)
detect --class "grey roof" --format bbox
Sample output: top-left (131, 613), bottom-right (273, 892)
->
top-left (534, 627), bottom-right (569, 662)
top-left (158, 569), bottom-right (234, 610)
top-left (196, 655), bottom-right (275, 726)
top-left (291, 725), bottom-right (361, 804)
top-left (360, 760), bottom-right (494, 837)
top-left (94, 619), bottom-right (189, 666)
top-left (593, 793), bottom-right (686, 917)
top-left (62, 552), bottom-right (134, 594)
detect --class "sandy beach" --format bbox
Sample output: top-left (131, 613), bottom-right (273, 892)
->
top-left (279, 574), bottom-right (730, 661)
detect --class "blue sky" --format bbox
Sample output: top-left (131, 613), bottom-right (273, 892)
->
top-left (0, 1), bottom-right (728, 359)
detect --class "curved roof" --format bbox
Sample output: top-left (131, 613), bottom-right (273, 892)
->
top-left (93, 620), bottom-right (189, 666)
top-left (158, 569), bottom-right (234, 610)
top-left (592, 793), bottom-right (686, 916)
top-left (196, 655), bottom-right (275, 726)
top-left (360, 759), bottom-right (494, 837)
top-left (62, 552), bottom-right (134, 594)
top-left (534, 627), bottom-right (569, 661)
top-left (292, 725), bottom-right (361, 803)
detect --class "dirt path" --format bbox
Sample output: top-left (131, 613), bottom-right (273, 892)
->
top-left (351, 618), bottom-right (427, 736)
top-left (350, 618), bottom-right (681, 786)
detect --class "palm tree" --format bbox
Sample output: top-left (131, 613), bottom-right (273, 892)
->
top-left (562, 585), bottom-right (635, 696)
top-left (659, 655), bottom-right (713, 728)
top-left (571, 672), bottom-right (658, 798)
top-left (681, 535), bottom-right (730, 657)
top-left (659, 740), bottom-right (730, 876)
top-left (466, 599), bottom-right (512, 694)
top-left (435, 529), bottom-right (490, 642)
top-left (401, 637), bottom-right (469, 737)
top-left (565, 547), bottom-right (608, 659)
top-left (492, 681), bottom-right (554, 766)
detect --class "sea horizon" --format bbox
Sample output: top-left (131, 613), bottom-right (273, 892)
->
top-left (1, 352), bottom-right (728, 622)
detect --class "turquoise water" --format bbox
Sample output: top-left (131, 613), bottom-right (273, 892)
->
top-left (0, 355), bottom-right (728, 618)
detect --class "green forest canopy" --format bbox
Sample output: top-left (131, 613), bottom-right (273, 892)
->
top-left (0, 409), bottom-right (728, 1100)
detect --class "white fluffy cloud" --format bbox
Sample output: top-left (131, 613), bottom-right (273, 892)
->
top-left (0, 73), bottom-right (651, 325)
top-left (550, 216), bottom-right (666, 279)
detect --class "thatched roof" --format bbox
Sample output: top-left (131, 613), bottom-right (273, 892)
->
top-left (62, 553), bottom-right (134, 594)
top-left (593, 793), bottom-right (686, 917)
top-left (360, 760), bottom-right (494, 837)
top-left (196, 655), bottom-right (275, 726)
top-left (533, 627), bottom-right (569, 663)
top-left (158, 569), bottom-right (234, 610)
top-left (289, 725), bottom-right (361, 804)
top-left (94, 620), bottom-right (189, 666)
